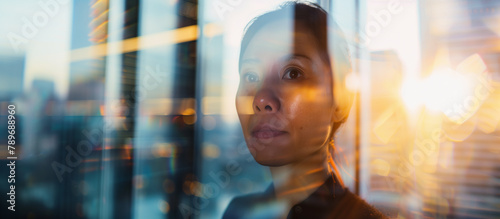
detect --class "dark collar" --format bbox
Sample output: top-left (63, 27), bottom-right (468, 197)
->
top-left (264, 174), bottom-right (346, 198)
top-left (261, 174), bottom-right (347, 218)
top-left (223, 174), bottom-right (386, 219)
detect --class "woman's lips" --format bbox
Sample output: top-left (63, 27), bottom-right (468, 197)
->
top-left (253, 130), bottom-right (287, 139)
top-left (251, 124), bottom-right (287, 139)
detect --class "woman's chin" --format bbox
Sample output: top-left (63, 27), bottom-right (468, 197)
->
top-left (248, 149), bottom-right (294, 167)
top-left (254, 157), bottom-right (290, 167)
top-left (244, 135), bottom-right (296, 166)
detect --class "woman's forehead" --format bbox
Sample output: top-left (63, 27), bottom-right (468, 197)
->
top-left (242, 20), bottom-right (318, 60)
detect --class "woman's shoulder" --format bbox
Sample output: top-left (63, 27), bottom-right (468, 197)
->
top-left (288, 175), bottom-right (387, 219)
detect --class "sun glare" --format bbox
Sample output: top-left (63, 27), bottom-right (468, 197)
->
top-left (402, 68), bottom-right (472, 113)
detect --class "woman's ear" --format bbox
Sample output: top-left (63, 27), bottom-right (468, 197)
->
top-left (331, 71), bottom-right (355, 124)
top-left (331, 98), bottom-right (350, 124)
top-left (331, 103), bottom-right (343, 123)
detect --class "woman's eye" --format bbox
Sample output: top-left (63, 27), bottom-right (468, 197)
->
top-left (282, 68), bottom-right (303, 80)
top-left (243, 72), bottom-right (259, 83)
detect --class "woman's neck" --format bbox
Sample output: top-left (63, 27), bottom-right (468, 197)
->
top-left (269, 146), bottom-right (331, 208)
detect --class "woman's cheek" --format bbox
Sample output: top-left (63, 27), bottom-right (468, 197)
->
top-left (285, 95), bottom-right (302, 120)
top-left (286, 85), bottom-right (332, 108)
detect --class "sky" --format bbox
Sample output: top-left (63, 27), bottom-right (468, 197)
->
top-left (0, 0), bottom-right (73, 98)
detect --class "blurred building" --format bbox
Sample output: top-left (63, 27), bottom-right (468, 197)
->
top-left (0, 55), bottom-right (25, 158)
top-left (53, 0), bottom-right (111, 218)
top-left (0, 55), bottom-right (25, 100)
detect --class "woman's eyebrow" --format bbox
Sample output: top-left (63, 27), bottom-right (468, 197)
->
top-left (282, 54), bottom-right (312, 62)
top-left (241, 58), bottom-right (260, 64)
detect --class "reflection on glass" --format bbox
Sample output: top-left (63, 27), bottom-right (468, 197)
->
top-left (0, 0), bottom-right (499, 218)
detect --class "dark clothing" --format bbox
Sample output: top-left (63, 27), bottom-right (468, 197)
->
top-left (223, 175), bottom-right (387, 219)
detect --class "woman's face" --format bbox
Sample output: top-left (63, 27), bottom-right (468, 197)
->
top-left (236, 19), bottom-right (335, 166)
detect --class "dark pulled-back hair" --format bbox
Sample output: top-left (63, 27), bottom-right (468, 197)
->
top-left (239, 1), bottom-right (354, 134)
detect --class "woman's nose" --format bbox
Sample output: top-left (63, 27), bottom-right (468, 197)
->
top-left (253, 89), bottom-right (280, 113)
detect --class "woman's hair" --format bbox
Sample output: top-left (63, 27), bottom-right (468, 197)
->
top-left (239, 1), bottom-right (355, 135)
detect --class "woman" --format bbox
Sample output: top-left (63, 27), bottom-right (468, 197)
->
top-left (224, 2), bottom-right (386, 219)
